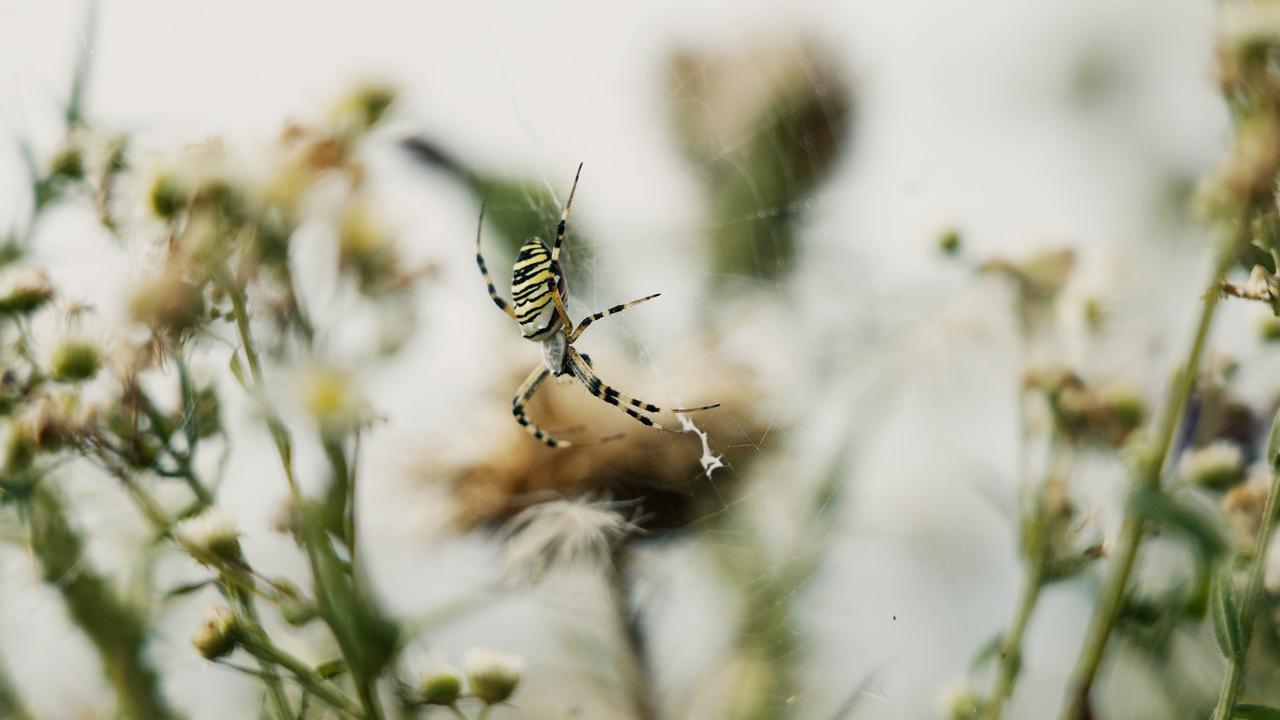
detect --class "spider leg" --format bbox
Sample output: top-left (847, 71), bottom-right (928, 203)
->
top-left (565, 348), bottom-right (719, 433)
top-left (567, 293), bottom-right (662, 342)
top-left (550, 163), bottom-right (583, 264)
top-left (475, 203), bottom-right (517, 320)
top-left (548, 274), bottom-right (573, 332)
top-left (512, 364), bottom-right (622, 448)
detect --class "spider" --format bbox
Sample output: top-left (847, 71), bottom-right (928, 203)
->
top-left (473, 163), bottom-right (719, 447)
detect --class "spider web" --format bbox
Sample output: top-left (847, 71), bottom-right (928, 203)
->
top-left (0, 2), bottom-right (1238, 719)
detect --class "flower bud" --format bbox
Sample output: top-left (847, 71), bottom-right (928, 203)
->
top-left (192, 606), bottom-right (239, 660)
top-left (49, 340), bottom-right (102, 383)
top-left (413, 661), bottom-right (463, 706)
top-left (173, 507), bottom-right (242, 563)
top-left (1180, 440), bottom-right (1245, 489)
top-left (464, 648), bottom-right (522, 705)
top-left (0, 267), bottom-right (54, 315)
top-left (332, 82), bottom-right (397, 133)
top-left (935, 679), bottom-right (982, 720)
top-left (272, 580), bottom-right (318, 627)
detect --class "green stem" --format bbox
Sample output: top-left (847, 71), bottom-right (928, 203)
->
top-left (0, 654), bottom-right (34, 720)
top-left (983, 544), bottom-right (1046, 720)
top-left (1058, 240), bottom-right (1238, 720)
top-left (28, 484), bottom-right (177, 720)
top-left (221, 274), bottom-right (390, 720)
top-left (240, 627), bottom-right (365, 718)
top-left (219, 266), bottom-right (298, 495)
top-left (608, 544), bottom-right (660, 720)
top-left (101, 459), bottom-right (294, 720)
top-left (1211, 419), bottom-right (1280, 718)
top-left (233, 587), bottom-right (294, 720)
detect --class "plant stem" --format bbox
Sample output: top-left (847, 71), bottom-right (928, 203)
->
top-left (221, 275), bottom-right (391, 720)
top-left (1210, 419), bottom-right (1280, 718)
top-left (28, 484), bottom-right (177, 720)
top-left (100, 459), bottom-right (294, 720)
top-left (1058, 241), bottom-right (1237, 720)
top-left (607, 544), bottom-right (660, 720)
top-left (240, 627), bottom-right (365, 718)
top-left (233, 587), bottom-right (294, 720)
top-left (0, 655), bottom-right (33, 720)
top-left (219, 267), bottom-right (298, 495)
top-left (982, 542), bottom-right (1046, 720)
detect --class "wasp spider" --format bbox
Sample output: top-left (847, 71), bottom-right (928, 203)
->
top-left (474, 164), bottom-right (719, 447)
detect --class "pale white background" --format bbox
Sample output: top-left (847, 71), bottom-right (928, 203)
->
top-left (0, 1), bottom-right (1247, 718)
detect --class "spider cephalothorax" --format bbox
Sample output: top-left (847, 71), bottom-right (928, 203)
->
top-left (473, 164), bottom-right (718, 447)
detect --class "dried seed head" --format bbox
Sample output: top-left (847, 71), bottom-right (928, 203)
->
top-left (501, 498), bottom-right (639, 581)
top-left (434, 344), bottom-right (766, 535)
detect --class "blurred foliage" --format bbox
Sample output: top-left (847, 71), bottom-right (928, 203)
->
top-left (667, 40), bottom-right (854, 285)
top-left (400, 137), bottom-right (581, 256)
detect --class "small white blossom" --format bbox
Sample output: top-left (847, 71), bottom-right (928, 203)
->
top-left (173, 507), bottom-right (242, 562)
top-left (29, 303), bottom-right (105, 383)
top-left (463, 648), bottom-right (522, 705)
top-left (501, 498), bottom-right (640, 581)
top-left (0, 266), bottom-right (54, 315)
top-left (409, 656), bottom-right (463, 706)
top-left (1179, 440), bottom-right (1245, 489)
top-left (294, 363), bottom-right (369, 436)
top-left (934, 678), bottom-right (981, 719)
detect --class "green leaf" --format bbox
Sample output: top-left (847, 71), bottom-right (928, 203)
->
top-left (1211, 566), bottom-right (1243, 660)
top-left (228, 353), bottom-right (248, 389)
top-left (1267, 403), bottom-right (1280, 468)
top-left (164, 579), bottom-right (215, 598)
top-left (1130, 487), bottom-right (1228, 560)
top-left (970, 634), bottom-right (1003, 671)
top-left (1235, 705), bottom-right (1280, 719)
top-left (314, 658), bottom-right (346, 680)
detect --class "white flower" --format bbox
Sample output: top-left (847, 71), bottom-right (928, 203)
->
top-left (463, 648), bottom-right (522, 705)
top-left (0, 265), bottom-right (54, 315)
top-left (294, 363), bottom-right (369, 436)
top-left (934, 678), bottom-right (980, 719)
top-left (408, 656), bottom-right (463, 706)
top-left (173, 507), bottom-right (241, 562)
top-left (28, 303), bottom-right (105, 383)
top-left (1179, 440), bottom-right (1245, 489)
top-left (501, 498), bottom-right (640, 581)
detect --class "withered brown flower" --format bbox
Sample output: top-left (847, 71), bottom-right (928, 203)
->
top-left (432, 344), bottom-right (769, 535)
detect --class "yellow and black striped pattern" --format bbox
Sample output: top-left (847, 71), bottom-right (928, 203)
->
top-left (510, 238), bottom-right (563, 340)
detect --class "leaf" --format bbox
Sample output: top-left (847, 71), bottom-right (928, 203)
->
top-left (1235, 705), bottom-right (1280, 719)
top-left (164, 579), bottom-right (215, 598)
top-left (1267, 402), bottom-right (1280, 468)
top-left (228, 353), bottom-right (248, 389)
top-left (970, 634), bottom-right (1003, 671)
top-left (1130, 487), bottom-right (1228, 560)
top-left (314, 658), bottom-right (347, 680)
top-left (1211, 566), bottom-right (1243, 660)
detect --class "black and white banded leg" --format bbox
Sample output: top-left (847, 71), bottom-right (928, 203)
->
top-left (474, 204), bottom-right (516, 319)
top-left (510, 366), bottom-right (566, 447)
top-left (511, 364), bottom-right (623, 448)
top-left (565, 348), bottom-right (719, 432)
top-left (567, 293), bottom-right (662, 342)
top-left (550, 163), bottom-right (583, 265)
